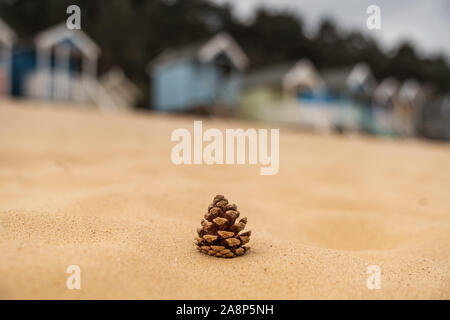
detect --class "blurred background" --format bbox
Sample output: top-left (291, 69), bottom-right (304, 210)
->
top-left (0, 0), bottom-right (449, 140)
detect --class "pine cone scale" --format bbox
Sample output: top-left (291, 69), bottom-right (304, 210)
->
top-left (217, 231), bottom-right (234, 239)
top-left (195, 195), bottom-right (251, 258)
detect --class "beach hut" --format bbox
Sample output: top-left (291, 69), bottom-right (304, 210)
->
top-left (12, 23), bottom-right (100, 103)
top-left (241, 59), bottom-right (324, 107)
top-left (320, 63), bottom-right (377, 132)
top-left (0, 18), bottom-right (16, 96)
top-left (148, 32), bottom-right (249, 113)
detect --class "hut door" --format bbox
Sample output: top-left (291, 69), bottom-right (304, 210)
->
top-left (213, 53), bottom-right (234, 105)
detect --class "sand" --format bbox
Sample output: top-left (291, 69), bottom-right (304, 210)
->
top-left (0, 98), bottom-right (449, 299)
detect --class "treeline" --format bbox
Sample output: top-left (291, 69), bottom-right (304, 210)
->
top-left (1, 0), bottom-right (449, 108)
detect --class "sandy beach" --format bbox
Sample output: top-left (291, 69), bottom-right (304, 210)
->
top-left (0, 99), bottom-right (449, 299)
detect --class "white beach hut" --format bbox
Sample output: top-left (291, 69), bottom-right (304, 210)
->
top-left (25, 24), bottom-right (101, 103)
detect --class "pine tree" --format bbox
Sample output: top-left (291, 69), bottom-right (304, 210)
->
top-left (194, 195), bottom-right (251, 258)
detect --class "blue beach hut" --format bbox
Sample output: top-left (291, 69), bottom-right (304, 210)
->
top-left (148, 32), bottom-right (249, 113)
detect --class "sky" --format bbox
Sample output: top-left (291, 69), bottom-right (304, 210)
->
top-left (211, 0), bottom-right (450, 59)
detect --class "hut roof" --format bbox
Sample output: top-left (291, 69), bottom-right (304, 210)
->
top-left (148, 32), bottom-right (249, 72)
top-left (35, 23), bottom-right (100, 60)
top-left (243, 59), bottom-right (324, 90)
top-left (321, 62), bottom-right (376, 93)
top-left (397, 79), bottom-right (424, 103)
top-left (373, 77), bottom-right (400, 104)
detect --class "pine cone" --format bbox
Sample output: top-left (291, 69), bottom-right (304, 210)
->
top-left (194, 195), bottom-right (251, 258)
